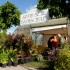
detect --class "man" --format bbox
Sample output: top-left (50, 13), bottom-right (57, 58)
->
top-left (57, 34), bottom-right (62, 48)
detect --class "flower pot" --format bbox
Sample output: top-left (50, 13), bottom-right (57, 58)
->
top-left (18, 59), bottom-right (21, 64)
top-left (21, 58), bottom-right (25, 64)
top-left (1, 63), bottom-right (7, 68)
top-left (12, 62), bottom-right (18, 66)
top-left (7, 61), bottom-right (12, 66)
top-left (25, 58), bottom-right (28, 63)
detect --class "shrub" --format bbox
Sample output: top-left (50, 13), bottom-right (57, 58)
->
top-left (5, 34), bottom-right (33, 57)
top-left (54, 43), bottom-right (70, 70)
top-left (0, 48), bottom-right (8, 64)
top-left (0, 30), bottom-right (7, 48)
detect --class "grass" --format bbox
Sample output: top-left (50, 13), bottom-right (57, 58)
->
top-left (21, 60), bottom-right (49, 69)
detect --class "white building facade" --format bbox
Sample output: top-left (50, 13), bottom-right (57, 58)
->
top-left (14, 7), bottom-right (67, 47)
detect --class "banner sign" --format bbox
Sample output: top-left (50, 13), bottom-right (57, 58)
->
top-left (20, 7), bottom-right (49, 25)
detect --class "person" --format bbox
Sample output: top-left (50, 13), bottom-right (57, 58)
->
top-left (57, 34), bottom-right (62, 48)
top-left (47, 34), bottom-right (59, 61)
top-left (51, 34), bottom-right (58, 49)
top-left (50, 34), bottom-right (59, 56)
top-left (47, 35), bottom-right (54, 50)
top-left (57, 34), bottom-right (66, 48)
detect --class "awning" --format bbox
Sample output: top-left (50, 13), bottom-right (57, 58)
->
top-left (32, 25), bottom-right (66, 32)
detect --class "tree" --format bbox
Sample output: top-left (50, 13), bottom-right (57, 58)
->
top-left (37, 0), bottom-right (70, 19)
top-left (37, 0), bottom-right (61, 18)
top-left (0, 2), bottom-right (21, 30)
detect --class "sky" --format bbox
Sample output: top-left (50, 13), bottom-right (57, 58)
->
top-left (0, 0), bottom-right (38, 34)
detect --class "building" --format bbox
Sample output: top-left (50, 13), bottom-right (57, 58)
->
top-left (14, 7), bottom-right (67, 47)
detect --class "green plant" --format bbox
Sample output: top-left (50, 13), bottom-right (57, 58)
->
top-left (0, 30), bottom-right (7, 48)
top-left (8, 48), bottom-right (17, 62)
top-left (61, 42), bottom-right (70, 49)
top-left (54, 43), bottom-right (70, 70)
top-left (0, 49), bottom-right (8, 64)
top-left (5, 34), bottom-right (33, 58)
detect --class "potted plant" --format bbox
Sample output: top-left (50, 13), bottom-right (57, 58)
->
top-left (7, 48), bottom-right (14, 66)
top-left (7, 48), bottom-right (18, 66)
top-left (0, 49), bottom-right (8, 67)
top-left (12, 54), bottom-right (18, 66)
top-left (8, 48), bottom-right (18, 66)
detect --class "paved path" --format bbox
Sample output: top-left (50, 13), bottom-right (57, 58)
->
top-left (0, 65), bottom-right (37, 70)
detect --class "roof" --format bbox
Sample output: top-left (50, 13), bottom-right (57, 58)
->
top-left (30, 17), bottom-right (67, 28)
top-left (18, 17), bottom-right (67, 29)
top-left (32, 25), bottom-right (66, 32)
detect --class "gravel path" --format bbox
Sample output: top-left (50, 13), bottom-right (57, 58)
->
top-left (0, 65), bottom-right (37, 70)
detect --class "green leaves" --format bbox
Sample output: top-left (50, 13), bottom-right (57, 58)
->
top-left (37, 0), bottom-right (45, 10)
top-left (37, 0), bottom-right (49, 10)
top-left (0, 49), bottom-right (8, 64)
top-left (54, 43), bottom-right (70, 70)
top-left (0, 2), bottom-right (21, 30)
top-left (37, 0), bottom-right (70, 19)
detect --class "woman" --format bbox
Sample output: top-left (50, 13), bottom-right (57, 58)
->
top-left (51, 34), bottom-right (59, 56)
